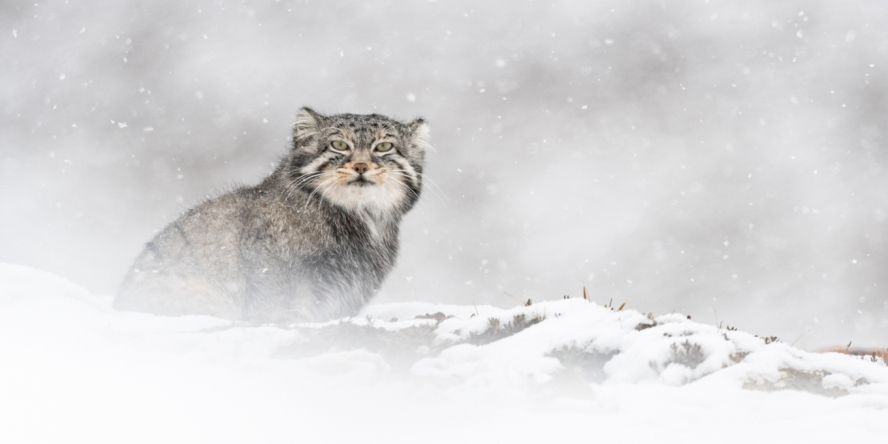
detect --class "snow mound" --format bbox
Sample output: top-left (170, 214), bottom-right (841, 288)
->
top-left (2, 264), bottom-right (886, 443)
top-left (306, 298), bottom-right (888, 396)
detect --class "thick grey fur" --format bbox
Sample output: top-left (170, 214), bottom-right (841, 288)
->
top-left (114, 108), bottom-right (428, 323)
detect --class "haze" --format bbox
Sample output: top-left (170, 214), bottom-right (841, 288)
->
top-left (1, 0), bottom-right (886, 349)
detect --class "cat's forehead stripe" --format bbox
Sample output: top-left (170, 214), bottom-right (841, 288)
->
top-left (330, 124), bottom-right (397, 142)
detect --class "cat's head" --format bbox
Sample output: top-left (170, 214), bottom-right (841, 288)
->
top-left (285, 107), bottom-right (429, 214)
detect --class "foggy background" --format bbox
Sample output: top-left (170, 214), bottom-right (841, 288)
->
top-left (1, 0), bottom-right (886, 349)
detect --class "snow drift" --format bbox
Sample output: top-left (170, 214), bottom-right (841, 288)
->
top-left (1, 263), bottom-right (886, 443)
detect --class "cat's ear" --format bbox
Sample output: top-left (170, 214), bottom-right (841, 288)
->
top-left (406, 118), bottom-right (433, 152)
top-left (293, 107), bottom-right (324, 149)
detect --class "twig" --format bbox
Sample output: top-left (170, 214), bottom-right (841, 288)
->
top-left (618, 302), bottom-right (627, 311)
top-left (472, 299), bottom-right (479, 317)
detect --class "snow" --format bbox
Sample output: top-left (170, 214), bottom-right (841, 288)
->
top-left (1, 263), bottom-right (886, 443)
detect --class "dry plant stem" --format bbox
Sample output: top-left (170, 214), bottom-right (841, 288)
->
top-left (502, 291), bottom-right (525, 306)
top-left (790, 330), bottom-right (811, 347)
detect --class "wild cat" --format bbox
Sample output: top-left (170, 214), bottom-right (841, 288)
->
top-left (114, 107), bottom-right (429, 323)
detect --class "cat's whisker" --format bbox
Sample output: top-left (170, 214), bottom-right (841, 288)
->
top-left (291, 172), bottom-right (322, 188)
top-left (386, 169), bottom-right (444, 204)
top-left (390, 177), bottom-right (426, 210)
top-left (417, 173), bottom-right (449, 202)
top-left (304, 176), bottom-right (337, 210)
top-left (285, 173), bottom-right (323, 198)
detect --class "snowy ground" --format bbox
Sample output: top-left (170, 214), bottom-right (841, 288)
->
top-left (1, 263), bottom-right (886, 443)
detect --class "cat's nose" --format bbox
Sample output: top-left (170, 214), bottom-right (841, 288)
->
top-left (353, 163), bottom-right (369, 174)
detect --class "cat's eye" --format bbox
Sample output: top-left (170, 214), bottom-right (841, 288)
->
top-left (330, 141), bottom-right (349, 151)
top-left (375, 142), bottom-right (394, 152)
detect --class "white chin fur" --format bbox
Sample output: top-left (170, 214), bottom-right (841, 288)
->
top-left (317, 173), bottom-right (406, 213)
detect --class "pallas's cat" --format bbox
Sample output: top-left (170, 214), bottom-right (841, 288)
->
top-left (114, 107), bottom-right (429, 323)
